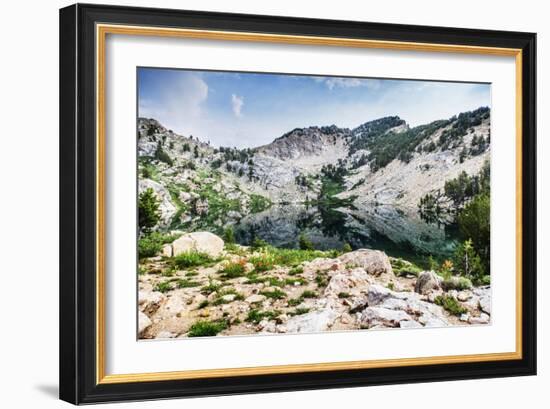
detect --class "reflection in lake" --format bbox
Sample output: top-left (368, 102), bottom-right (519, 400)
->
top-left (234, 204), bottom-right (459, 262)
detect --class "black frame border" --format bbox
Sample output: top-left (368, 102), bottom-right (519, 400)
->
top-left (59, 3), bottom-right (536, 404)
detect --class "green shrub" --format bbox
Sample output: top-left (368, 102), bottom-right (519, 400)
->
top-left (288, 266), bottom-right (304, 276)
top-left (154, 142), bottom-right (173, 166)
top-left (138, 188), bottom-right (160, 233)
top-left (197, 300), bottom-right (209, 309)
top-left (250, 237), bottom-right (269, 250)
top-left (342, 243), bottom-right (353, 253)
top-left (201, 280), bottom-right (221, 295)
top-left (154, 281), bottom-right (172, 293)
top-left (287, 298), bottom-right (303, 307)
top-left (478, 275), bottom-right (491, 286)
top-left (285, 277), bottom-right (306, 286)
top-left (337, 292), bottom-right (350, 299)
top-left (187, 320), bottom-right (228, 337)
top-left (298, 233), bottom-right (315, 250)
top-left (260, 289), bottom-right (287, 300)
top-left (222, 226), bottom-right (235, 244)
top-left (301, 290), bottom-right (318, 299)
top-left (290, 307), bottom-right (310, 316)
top-left (452, 239), bottom-right (485, 280)
top-left (458, 194), bottom-right (490, 274)
top-left (442, 276), bottom-right (473, 291)
top-left (220, 261), bottom-right (246, 278)
top-left (173, 251), bottom-right (214, 268)
top-left (435, 295), bottom-right (467, 316)
top-left (390, 257), bottom-right (423, 277)
top-left (176, 278), bottom-right (201, 288)
top-left (246, 309), bottom-right (279, 324)
top-left (138, 231), bottom-right (179, 259)
top-left (249, 254), bottom-right (276, 272)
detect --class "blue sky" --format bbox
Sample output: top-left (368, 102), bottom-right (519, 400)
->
top-left (138, 67), bottom-right (490, 148)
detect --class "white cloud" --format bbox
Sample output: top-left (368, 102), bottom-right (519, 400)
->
top-left (315, 77), bottom-right (382, 90)
top-left (231, 94), bottom-right (244, 117)
top-left (139, 72), bottom-right (208, 134)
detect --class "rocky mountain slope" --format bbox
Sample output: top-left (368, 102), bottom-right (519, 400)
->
top-left (138, 107), bottom-right (490, 235)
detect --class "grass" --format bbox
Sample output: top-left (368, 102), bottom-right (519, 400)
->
top-left (314, 272), bottom-right (329, 288)
top-left (246, 275), bottom-right (285, 287)
top-left (250, 246), bottom-right (336, 272)
top-left (287, 298), bottom-right (303, 307)
top-left (260, 288), bottom-right (287, 300)
top-left (442, 276), bottom-right (473, 291)
top-left (187, 319), bottom-right (228, 337)
top-left (220, 261), bottom-right (247, 278)
top-left (154, 281), bottom-right (173, 293)
top-left (246, 309), bottom-right (280, 324)
top-left (435, 295), bottom-right (468, 316)
top-left (288, 266), bottom-right (304, 276)
top-left (249, 253), bottom-right (276, 272)
top-left (337, 292), bottom-right (350, 299)
top-left (173, 251), bottom-right (216, 269)
top-left (390, 257), bottom-right (424, 277)
top-left (201, 280), bottom-right (222, 295)
top-left (287, 290), bottom-right (318, 306)
top-left (176, 278), bottom-right (201, 288)
top-left (197, 300), bottom-right (209, 309)
top-left (210, 287), bottom-right (245, 305)
top-left (300, 290), bottom-right (318, 298)
top-left (285, 277), bottom-right (307, 286)
top-left (289, 307), bottom-right (310, 316)
top-left (138, 231), bottom-right (180, 259)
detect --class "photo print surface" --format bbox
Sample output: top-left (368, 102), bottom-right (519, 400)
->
top-left (137, 67), bottom-right (491, 339)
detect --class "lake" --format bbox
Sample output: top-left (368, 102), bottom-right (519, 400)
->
top-left (233, 203), bottom-right (460, 265)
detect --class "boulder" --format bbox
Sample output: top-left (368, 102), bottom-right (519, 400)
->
top-left (138, 311), bottom-right (152, 335)
top-left (284, 307), bottom-right (339, 333)
top-left (323, 268), bottom-right (372, 297)
top-left (338, 249), bottom-right (393, 276)
top-left (366, 284), bottom-right (450, 328)
top-left (469, 313), bottom-right (490, 325)
top-left (360, 307), bottom-right (413, 328)
top-left (170, 232), bottom-right (224, 257)
top-left (138, 290), bottom-right (165, 315)
top-left (415, 271), bottom-right (442, 294)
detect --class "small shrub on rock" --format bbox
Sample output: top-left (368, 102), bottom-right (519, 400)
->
top-left (187, 319), bottom-right (228, 337)
top-left (435, 295), bottom-right (468, 316)
top-left (173, 251), bottom-right (214, 268)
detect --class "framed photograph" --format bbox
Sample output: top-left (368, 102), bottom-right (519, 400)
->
top-left (59, 3), bottom-right (536, 404)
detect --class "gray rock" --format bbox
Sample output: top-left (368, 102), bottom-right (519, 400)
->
top-left (324, 268), bottom-right (371, 297)
top-left (338, 249), bottom-right (394, 276)
top-left (360, 307), bottom-right (413, 328)
top-left (415, 271), bottom-right (442, 294)
top-left (138, 311), bottom-right (152, 335)
top-left (469, 313), bottom-right (490, 325)
top-left (284, 307), bottom-right (339, 333)
top-left (400, 320), bottom-right (423, 329)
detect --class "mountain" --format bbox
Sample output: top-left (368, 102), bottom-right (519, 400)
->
top-left (137, 107), bottom-right (490, 233)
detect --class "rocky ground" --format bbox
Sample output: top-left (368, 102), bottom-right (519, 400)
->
top-left (138, 232), bottom-right (491, 339)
